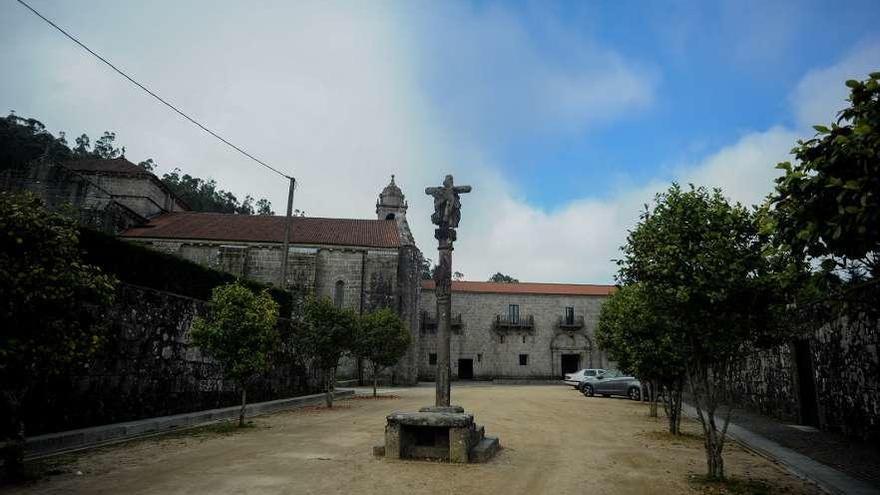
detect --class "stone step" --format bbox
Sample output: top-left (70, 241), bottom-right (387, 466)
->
top-left (470, 424), bottom-right (485, 446)
top-left (469, 436), bottom-right (500, 463)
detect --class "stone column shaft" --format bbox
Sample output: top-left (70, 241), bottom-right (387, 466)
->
top-left (435, 243), bottom-right (452, 407)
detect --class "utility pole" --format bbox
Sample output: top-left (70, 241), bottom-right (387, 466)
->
top-left (280, 177), bottom-right (296, 290)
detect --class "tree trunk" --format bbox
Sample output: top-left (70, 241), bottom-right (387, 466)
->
top-left (1, 390), bottom-right (27, 480)
top-left (238, 386), bottom-right (247, 427)
top-left (324, 368), bottom-right (335, 408)
top-left (689, 366), bottom-right (731, 480)
top-left (664, 380), bottom-right (683, 435)
top-left (648, 381), bottom-right (658, 417)
top-left (372, 366), bottom-right (378, 398)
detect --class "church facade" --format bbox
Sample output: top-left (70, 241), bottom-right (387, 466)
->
top-left (120, 174), bottom-right (424, 384)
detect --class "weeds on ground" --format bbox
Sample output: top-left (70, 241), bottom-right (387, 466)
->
top-left (689, 474), bottom-right (800, 494)
top-left (3, 420), bottom-right (262, 486)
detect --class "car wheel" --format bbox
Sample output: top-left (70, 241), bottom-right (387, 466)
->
top-left (628, 387), bottom-right (641, 401)
top-left (582, 384), bottom-right (594, 397)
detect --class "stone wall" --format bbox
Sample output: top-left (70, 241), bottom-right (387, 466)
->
top-left (728, 314), bottom-right (879, 440)
top-left (78, 172), bottom-right (186, 217)
top-left (11, 284), bottom-right (309, 437)
top-left (0, 160), bottom-right (144, 234)
top-left (419, 289), bottom-right (612, 380)
top-left (130, 238), bottom-right (421, 384)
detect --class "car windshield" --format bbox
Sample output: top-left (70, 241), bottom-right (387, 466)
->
top-left (601, 369), bottom-right (621, 378)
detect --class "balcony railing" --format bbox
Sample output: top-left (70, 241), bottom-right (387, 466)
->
top-left (556, 315), bottom-right (585, 330)
top-left (493, 314), bottom-right (535, 331)
top-left (420, 311), bottom-right (463, 334)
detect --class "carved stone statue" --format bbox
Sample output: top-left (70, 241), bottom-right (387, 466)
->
top-left (426, 175), bottom-right (472, 241)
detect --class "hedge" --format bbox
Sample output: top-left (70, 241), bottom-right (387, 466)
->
top-left (79, 228), bottom-right (293, 315)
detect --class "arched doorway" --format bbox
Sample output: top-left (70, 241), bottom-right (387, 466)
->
top-left (551, 332), bottom-right (593, 378)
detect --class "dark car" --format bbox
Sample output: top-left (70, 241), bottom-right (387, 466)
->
top-left (580, 369), bottom-right (641, 400)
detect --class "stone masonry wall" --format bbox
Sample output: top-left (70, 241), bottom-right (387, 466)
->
top-left (0, 161), bottom-right (144, 234)
top-left (727, 315), bottom-right (879, 440)
top-left (12, 284), bottom-right (309, 437)
top-left (129, 239), bottom-right (412, 382)
top-left (419, 289), bottom-right (612, 380)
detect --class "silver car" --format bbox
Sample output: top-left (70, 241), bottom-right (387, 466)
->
top-left (581, 369), bottom-right (641, 400)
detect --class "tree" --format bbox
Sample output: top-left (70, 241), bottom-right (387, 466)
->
top-left (0, 113), bottom-right (71, 171)
top-left (256, 198), bottom-right (274, 215)
top-left (160, 168), bottom-right (273, 215)
top-left (618, 184), bottom-right (778, 480)
top-left (0, 192), bottom-right (116, 478)
top-left (355, 309), bottom-right (411, 397)
top-left (770, 73), bottom-right (880, 279)
top-left (92, 131), bottom-right (123, 159)
top-left (295, 297), bottom-right (358, 407)
top-left (453, 271), bottom-right (465, 281)
top-left (137, 158), bottom-right (156, 172)
top-left (596, 283), bottom-right (686, 432)
top-left (191, 282), bottom-right (279, 427)
top-left (488, 272), bottom-right (519, 283)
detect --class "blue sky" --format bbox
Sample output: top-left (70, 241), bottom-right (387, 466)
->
top-left (2, 1), bottom-right (879, 282)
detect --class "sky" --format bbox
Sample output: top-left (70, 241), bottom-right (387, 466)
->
top-left (2, 0), bottom-right (879, 283)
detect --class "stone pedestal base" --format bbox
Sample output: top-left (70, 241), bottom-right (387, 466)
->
top-left (376, 405), bottom-right (500, 463)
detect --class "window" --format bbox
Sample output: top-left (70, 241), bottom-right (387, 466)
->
top-left (519, 354), bottom-right (529, 366)
top-left (508, 304), bottom-right (520, 324)
top-left (385, 213), bottom-right (395, 220)
top-left (565, 306), bottom-right (574, 325)
top-left (428, 353), bottom-right (437, 365)
top-left (499, 335), bottom-right (505, 344)
top-left (333, 280), bottom-right (345, 308)
top-left (477, 353), bottom-right (482, 363)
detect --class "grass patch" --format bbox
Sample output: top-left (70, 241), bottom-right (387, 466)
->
top-left (641, 430), bottom-right (704, 445)
top-left (688, 475), bottom-right (799, 494)
top-left (8, 419), bottom-right (263, 485)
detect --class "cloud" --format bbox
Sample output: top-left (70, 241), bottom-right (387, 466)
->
top-left (790, 39), bottom-right (880, 128)
top-left (399, 2), bottom-right (656, 144)
top-left (451, 127), bottom-right (794, 284)
top-left (0, 2), bottom-right (872, 286)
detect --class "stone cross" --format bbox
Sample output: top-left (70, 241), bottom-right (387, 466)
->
top-left (425, 175), bottom-right (471, 407)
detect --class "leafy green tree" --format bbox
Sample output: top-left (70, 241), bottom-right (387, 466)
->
top-left (770, 73), bottom-right (880, 279)
top-left (137, 158), bottom-right (156, 172)
top-left (0, 192), bottom-right (116, 478)
top-left (0, 113), bottom-right (71, 170)
top-left (488, 272), bottom-right (519, 283)
top-left (160, 168), bottom-right (273, 215)
top-left (191, 282), bottom-right (279, 427)
top-left (295, 297), bottom-right (358, 407)
top-left (92, 131), bottom-right (123, 159)
top-left (596, 283), bottom-right (686, 432)
top-left (355, 309), bottom-right (411, 397)
top-left (618, 184), bottom-right (779, 480)
top-left (256, 198), bottom-right (274, 215)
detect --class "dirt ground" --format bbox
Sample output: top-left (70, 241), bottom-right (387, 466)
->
top-left (5, 385), bottom-right (822, 494)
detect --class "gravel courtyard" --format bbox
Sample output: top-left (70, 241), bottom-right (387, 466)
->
top-left (7, 385), bottom-right (820, 494)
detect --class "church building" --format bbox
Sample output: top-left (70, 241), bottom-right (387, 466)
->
top-left (3, 156), bottom-right (616, 384)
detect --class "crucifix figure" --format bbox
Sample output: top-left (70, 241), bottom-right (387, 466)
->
top-left (425, 175), bottom-right (471, 407)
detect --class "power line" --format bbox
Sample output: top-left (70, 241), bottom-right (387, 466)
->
top-left (15, 0), bottom-right (292, 180)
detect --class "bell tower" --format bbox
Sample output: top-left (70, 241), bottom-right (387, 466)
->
top-left (377, 175), bottom-right (415, 246)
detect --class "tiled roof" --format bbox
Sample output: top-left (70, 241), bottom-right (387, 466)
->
top-left (64, 157), bottom-right (148, 175)
top-left (421, 280), bottom-right (615, 296)
top-left (121, 212), bottom-right (401, 248)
